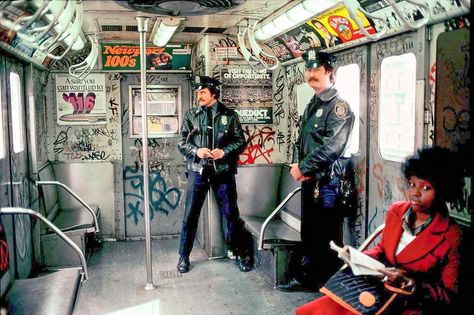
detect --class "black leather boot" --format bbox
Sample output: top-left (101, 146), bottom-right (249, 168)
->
top-left (235, 255), bottom-right (252, 272)
top-left (276, 278), bottom-right (314, 292)
top-left (177, 256), bottom-right (190, 273)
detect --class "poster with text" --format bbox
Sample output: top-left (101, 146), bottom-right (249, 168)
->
top-left (56, 73), bottom-right (107, 125)
top-left (221, 65), bottom-right (273, 124)
top-left (101, 43), bottom-right (192, 71)
top-left (308, 3), bottom-right (376, 46)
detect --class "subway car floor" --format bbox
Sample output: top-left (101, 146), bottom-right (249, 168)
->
top-left (74, 237), bottom-right (317, 315)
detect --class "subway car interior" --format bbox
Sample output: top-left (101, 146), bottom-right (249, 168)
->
top-left (0, 0), bottom-right (472, 314)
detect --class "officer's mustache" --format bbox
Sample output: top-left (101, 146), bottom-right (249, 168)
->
top-left (308, 77), bottom-right (318, 82)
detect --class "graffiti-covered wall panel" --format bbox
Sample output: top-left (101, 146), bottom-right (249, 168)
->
top-left (121, 73), bottom-right (190, 237)
top-left (46, 73), bottom-right (122, 162)
top-left (44, 72), bottom-right (122, 237)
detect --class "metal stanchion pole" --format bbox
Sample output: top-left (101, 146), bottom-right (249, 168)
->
top-left (136, 16), bottom-right (156, 291)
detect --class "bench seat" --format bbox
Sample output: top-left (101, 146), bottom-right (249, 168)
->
top-left (6, 268), bottom-right (82, 315)
top-left (51, 205), bottom-right (100, 233)
top-left (242, 215), bottom-right (301, 245)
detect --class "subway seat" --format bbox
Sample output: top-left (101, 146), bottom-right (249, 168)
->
top-left (37, 161), bottom-right (100, 268)
top-left (237, 164), bottom-right (302, 287)
top-left (1, 207), bottom-right (87, 315)
top-left (6, 268), bottom-right (82, 315)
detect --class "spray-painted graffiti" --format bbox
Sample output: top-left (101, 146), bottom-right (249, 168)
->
top-left (238, 126), bottom-right (275, 165)
top-left (368, 207), bottom-right (386, 235)
top-left (373, 163), bottom-right (384, 200)
top-left (0, 225), bottom-right (8, 271)
top-left (109, 97), bottom-right (120, 123)
top-left (273, 68), bottom-right (286, 126)
top-left (121, 102), bottom-right (129, 136)
top-left (53, 127), bottom-right (71, 155)
top-left (53, 125), bottom-right (118, 161)
top-left (286, 64), bottom-right (305, 162)
top-left (131, 138), bottom-right (177, 163)
top-left (147, 74), bottom-right (169, 85)
top-left (14, 215), bottom-right (27, 260)
top-left (369, 72), bottom-right (377, 129)
top-left (375, 36), bottom-right (414, 60)
top-left (428, 62), bottom-right (436, 142)
top-left (355, 158), bottom-right (366, 193)
top-left (124, 164), bottom-right (181, 224)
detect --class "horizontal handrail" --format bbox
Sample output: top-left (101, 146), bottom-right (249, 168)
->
top-left (358, 223), bottom-right (385, 251)
top-left (344, 0), bottom-right (386, 41)
top-left (36, 180), bottom-right (99, 233)
top-left (340, 223), bottom-right (385, 270)
top-left (258, 187), bottom-right (302, 250)
top-left (0, 207), bottom-right (88, 281)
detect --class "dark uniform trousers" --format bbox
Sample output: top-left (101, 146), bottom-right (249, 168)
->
top-left (178, 167), bottom-right (250, 258)
top-left (300, 177), bottom-right (343, 286)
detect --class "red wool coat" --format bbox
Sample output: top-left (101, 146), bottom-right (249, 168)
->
top-left (296, 201), bottom-right (461, 315)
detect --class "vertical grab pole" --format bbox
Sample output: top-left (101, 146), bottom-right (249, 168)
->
top-left (136, 16), bottom-right (156, 291)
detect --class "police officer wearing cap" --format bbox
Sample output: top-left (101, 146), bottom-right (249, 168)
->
top-left (176, 76), bottom-right (253, 273)
top-left (278, 50), bottom-right (355, 291)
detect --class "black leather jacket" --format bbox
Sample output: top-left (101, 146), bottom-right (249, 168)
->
top-left (178, 101), bottom-right (246, 174)
top-left (292, 84), bottom-right (354, 180)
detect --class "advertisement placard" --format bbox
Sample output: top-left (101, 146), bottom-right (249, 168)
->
top-left (221, 65), bottom-right (273, 124)
top-left (308, 3), bottom-right (376, 46)
top-left (101, 43), bottom-right (192, 71)
top-left (55, 73), bottom-right (107, 125)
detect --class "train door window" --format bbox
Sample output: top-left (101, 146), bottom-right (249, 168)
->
top-left (336, 63), bottom-right (360, 155)
top-left (9, 71), bottom-right (24, 153)
top-left (129, 85), bottom-right (181, 138)
top-left (0, 83), bottom-right (4, 159)
top-left (378, 53), bottom-right (416, 162)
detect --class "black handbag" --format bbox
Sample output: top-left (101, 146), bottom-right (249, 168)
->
top-left (320, 268), bottom-right (414, 315)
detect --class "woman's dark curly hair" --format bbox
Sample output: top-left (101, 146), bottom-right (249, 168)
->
top-left (402, 147), bottom-right (464, 204)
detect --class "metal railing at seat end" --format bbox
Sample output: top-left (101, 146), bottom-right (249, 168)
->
top-left (36, 180), bottom-right (100, 233)
top-left (258, 187), bottom-right (302, 250)
top-left (0, 207), bottom-right (89, 281)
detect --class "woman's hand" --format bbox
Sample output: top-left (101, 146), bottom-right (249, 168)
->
top-left (380, 267), bottom-right (406, 283)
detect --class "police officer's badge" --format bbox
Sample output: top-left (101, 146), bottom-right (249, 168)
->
top-left (335, 101), bottom-right (348, 118)
top-left (315, 108), bottom-right (323, 117)
top-left (221, 115), bottom-right (228, 125)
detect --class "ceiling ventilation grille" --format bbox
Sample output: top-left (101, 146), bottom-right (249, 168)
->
top-left (182, 26), bottom-right (205, 33)
top-left (115, 0), bottom-right (245, 16)
top-left (204, 27), bottom-right (227, 34)
top-left (102, 25), bottom-right (123, 32)
top-left (126, 25), bottom-right (139, 32)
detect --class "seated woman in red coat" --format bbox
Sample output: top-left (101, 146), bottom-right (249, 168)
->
top-left (296, 147), bottom-right (464, 315)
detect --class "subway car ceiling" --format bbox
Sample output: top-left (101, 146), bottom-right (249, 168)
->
top-left (0, 0), bottom-right (471, 73)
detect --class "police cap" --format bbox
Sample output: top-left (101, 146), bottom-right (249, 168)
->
top-left (302, 50), bottom-right (336, 69)
top-left (193, 76), bottom-right (221, 90)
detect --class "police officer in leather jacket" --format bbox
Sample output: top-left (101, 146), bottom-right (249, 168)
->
top-left (278, 50), bottom-right (355, 291)
top-left (176, 76), bottom-right (253, 273)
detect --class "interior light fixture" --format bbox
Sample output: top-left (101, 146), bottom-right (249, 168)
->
top-left (152, 17), bottom-right (180, 47)
top-left (254, 0), bottom-right (336, 41)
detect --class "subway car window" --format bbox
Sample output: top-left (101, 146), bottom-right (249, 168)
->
top-left (336, 63), bottom-right (360, 155)
top-left (378, 53), bottom-right (416, 162)
top-left (129, 85), bottom-right (181, 137)
top-left (9, 71), bottom-right (24, 153)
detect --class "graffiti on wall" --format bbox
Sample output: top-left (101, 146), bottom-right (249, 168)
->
top-left (238, 125), bottom-right (276, 165)
top-left (123, 163), bottom-right (182, 224)
top-left (286, 63), bottom-right (305, 161)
